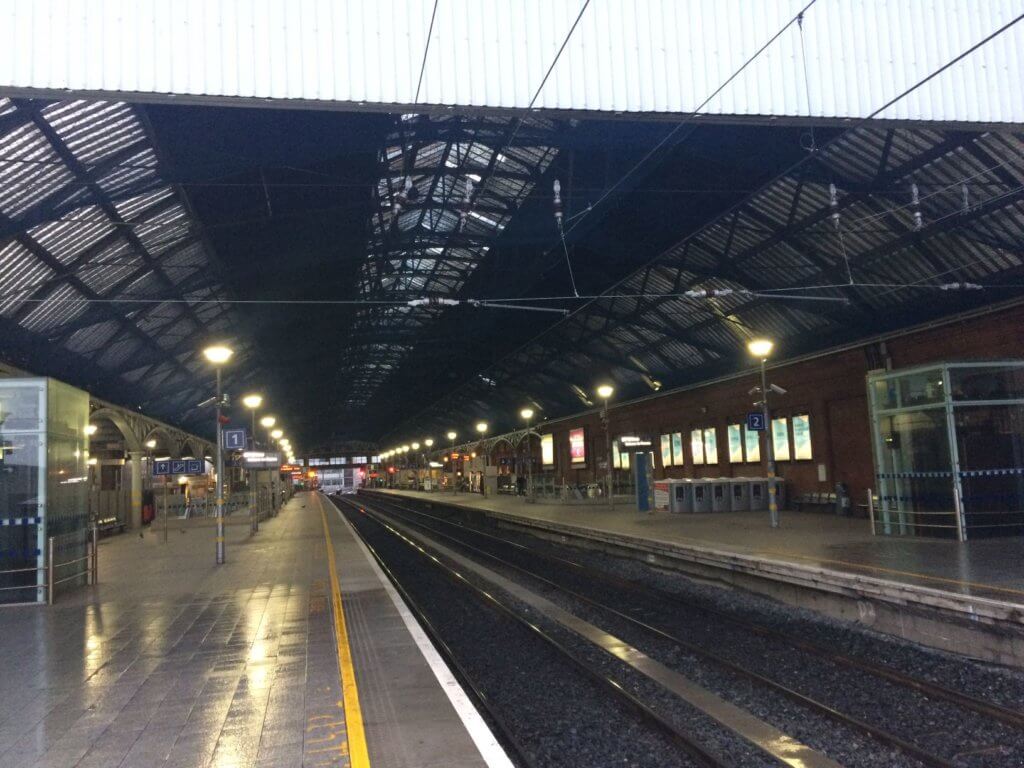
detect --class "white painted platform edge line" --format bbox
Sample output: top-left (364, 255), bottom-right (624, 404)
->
top-left (333, 505), bottom-right (517, 768)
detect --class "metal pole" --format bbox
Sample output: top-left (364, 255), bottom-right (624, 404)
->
top-left (215, 367), bottom-right (225, 564)
top-left (451, 440), bottom-right (457, 496)
top-left (162, 475), bottom-right (168, 543)
top-left (868, 488), bottom-right (876, 536)
top-left (251, 411), bottom-right (257, 535)
top-left (526, 422), bottom-right (533, 501)
top-left (91, 524), bottom-right (98, 584)
top-left (761, 358), bottom-right (779, 528)
top-left (604, 401), bottom-right (613, 509)
top-left (47, 536), bottom-right (54, 605)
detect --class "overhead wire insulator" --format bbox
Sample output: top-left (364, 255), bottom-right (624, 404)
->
top-left (911, 183), bottom-right (923, 231)
top-left (553, 179), bottom-right (564, 232)
top-left (459, 178), bottom-right (474, 232)
top-left (829, 183), bottom-right (841, 232)
top-left (392, 176), bottom-right (412, 217)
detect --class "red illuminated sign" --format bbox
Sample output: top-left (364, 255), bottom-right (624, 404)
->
top-left (569, 428), bottom-right (586, 465)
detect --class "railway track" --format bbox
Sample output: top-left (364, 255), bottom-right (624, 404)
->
top-left (350, 490), bottom-right (1024, 768)
top-left (333, 495), bottom-right (745, 768)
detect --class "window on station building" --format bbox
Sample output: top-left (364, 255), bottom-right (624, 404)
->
top-left (352, 456), bottom-right (367, 465)
top-left (309, 458), bottom-right (327, 466)
top-left (772, 418), bottom-right (791, 461)
top-left (727, 424), bottom-right (744, 463)
top-left (671, 432), bottom-right (684, 465)
top-left (703, 427), bottom-right (718, 465)
top-left (690, 429), bottom-right (704, 465)
top-left (370, 455), bottom-right (380, 463)
top-left (660, 434), bottom-right (671, 467)
top-left (744, 424), bottom-right (761, 463)
top-left (792, 414), bottom-right (813, 460)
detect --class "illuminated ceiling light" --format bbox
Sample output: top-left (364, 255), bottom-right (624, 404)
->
top-left (747, 338), bottom-right (774, 359)
top-left (84, 424), bottom-right (98, 436)
top-left (596, 384), bottom-right (614, 400)
top-left (520, 408), bottom-right (534, 420)
top-left (242, 394), bottom-right (263, 409)
top-left (145, 439), bottom-right (157, 449)
top-left (202, 345), bottom-right (233, 365)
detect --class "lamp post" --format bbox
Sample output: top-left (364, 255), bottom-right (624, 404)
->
top-left (242, 395), bottom-right (262, 534)
top-left (597, 384), bottom-right (614, 509)
top-left (447, 431), bottom-right (457, 494)
top-left (748, 338), bottom-right (779, 529)
top-left (423, 439), bottom-right (434, 490)
top-left (257, 416), bottom-right (275, 519)
top-left (519, 408), bottom-right (534, 500)
top-left (203, 344), bottom-right (233, 565)
top-left (475, 422), bottom-right (488, 496)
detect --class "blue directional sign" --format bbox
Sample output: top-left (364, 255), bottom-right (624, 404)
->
top-left (747, 412), bottom-right (766, 431)
top-left (223, 428), bottom-right (247, 450)
top-left (154, 458), bottom-right (206, 476)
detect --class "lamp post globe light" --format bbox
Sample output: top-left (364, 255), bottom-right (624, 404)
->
top-left (519, 408), bottom-right (535, 500)
top-left (747, 338), bottom-right (779, 528)
top-left (596, 384), bottom-right (614, 509)
top-left (202, 344), bottom-right (233, 565)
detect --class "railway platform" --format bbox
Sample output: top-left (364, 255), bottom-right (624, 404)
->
top-left (368, 488), bottom-right (1024, 668)
top-left (0, 492), bottom-right (509, 768)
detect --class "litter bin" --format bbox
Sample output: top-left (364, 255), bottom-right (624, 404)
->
top-left (748, 478), bottom-right (767, 511)
top-left (729, 478), bottom-right (751, 511)
top-left (691, 478), bottom-right (712, 513)
top-left (711, 478), bottom-right (731, 512)
top-left (669, 479), bottom-right (693, 514)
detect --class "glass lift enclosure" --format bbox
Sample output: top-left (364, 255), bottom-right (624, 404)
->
top-left (868, 362), bottom-right (1024, 540)
top-left (0, 378), bottom-right (90, 604)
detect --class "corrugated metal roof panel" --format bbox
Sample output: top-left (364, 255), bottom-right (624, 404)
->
top-left (1, 1), bottom-right (1020, 123)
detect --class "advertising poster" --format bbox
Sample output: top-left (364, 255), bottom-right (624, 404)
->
top-left (728, 424), bottom-right (744, 463)
top-left (703, 427), bottom-right (718, 465)
top-left (569, 428), bottom-right (586, 464)
top-left (792, 414), bottom-right (813, 460)
top-left (660, 434), bottom-right (672, 467)
top-left (541, 434), bottom-right (554, 467)
top-left (612, 440), bottom-right (621, 469)
top-left (671, 432), bottom-right (684, 465)
top-left (772, 417), bottom-right (791, 461)
top-left (690, 429), bottom-right (704, 464)
top-left (744, 425), bottom-right (761, 463)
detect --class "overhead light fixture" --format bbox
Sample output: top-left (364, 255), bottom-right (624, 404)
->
top-left (145, 439), bottom-right (157, 449)
top-left (476, 422), bottom-right (488, 434)
top-left (596, 384), bottom-right (614, 400)
top-left (260, 416), bottom-right (276, 428)
top-left (202, 345), bottom-right (233, 365)
top-left (242, 394), bottom-right (263, 409)
top-left (84, 424), bottom-right (97, 436)
top-left (747, 338), bottom-right (774, 359)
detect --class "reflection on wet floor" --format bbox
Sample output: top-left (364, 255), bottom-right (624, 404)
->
top-left (0, 497), bottom-right (349, 768)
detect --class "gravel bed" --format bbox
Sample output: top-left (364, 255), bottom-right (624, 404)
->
top-left (338, 502), bottom-right (702, 768)
top-left (363, 496), bottom-right (1024, 768)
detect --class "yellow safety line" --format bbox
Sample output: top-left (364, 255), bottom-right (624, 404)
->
top-left (319, 499), bottom-right (372, 768)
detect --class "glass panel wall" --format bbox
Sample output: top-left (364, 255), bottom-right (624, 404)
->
top-left (868, 361), bottom-right (1024, 539)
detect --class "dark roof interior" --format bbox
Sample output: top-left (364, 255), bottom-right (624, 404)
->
top-left (0, 94), bottom-right (1020, 452)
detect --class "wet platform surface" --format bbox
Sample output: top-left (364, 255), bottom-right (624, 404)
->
top-left (0, 492), bottom-right (499, 768)
top-left (373, 489), bottom-right (1024, 606)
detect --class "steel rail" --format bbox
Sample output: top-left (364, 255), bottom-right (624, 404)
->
top-left (359, 490), bottom-right (1024, 731)
top-left (355, 493), bottom-right (955, 768)
top-left (333, 496), bottom-right (729, 768)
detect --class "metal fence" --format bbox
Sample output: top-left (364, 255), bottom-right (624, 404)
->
top-left (0, 527), bottom-right (98, 606)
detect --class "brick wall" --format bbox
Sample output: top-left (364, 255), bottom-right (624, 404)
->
top-left (528, 303), bottom-right (1024, 505)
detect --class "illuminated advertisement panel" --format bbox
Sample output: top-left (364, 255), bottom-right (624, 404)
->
top-left (727, 424), bottom-right (744, 463)
top-left (671, 432), bottom-right (684, 466)
top-left (703, 427), bottom-right (718, 465)
top-left (792, 414), bottom-right (813, 460)
top-left (744, 425), bottom-right (761, 463)
top-left (690, 429), bottom-right (704, 465)
top-left (541, 434), bottom-right (554, 467)
top-left (569, 428), bottom-right (586, 465)
top-left (660, 434), bottom-right (672, 466)
top-left (772, 418), bottom-right (791, 461)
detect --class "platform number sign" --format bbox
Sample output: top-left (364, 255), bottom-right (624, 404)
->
top-left (746, 412), bottom-right (766, 432)
top-left (222, 428), bottom-right (247, 450)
